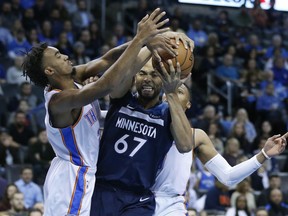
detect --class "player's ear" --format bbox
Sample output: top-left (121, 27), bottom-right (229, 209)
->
top-left (186, 101), bottom-right (191, 109)
top-left (44, 67), bottom-right (55, 76)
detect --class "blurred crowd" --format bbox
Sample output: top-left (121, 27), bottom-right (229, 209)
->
top-left (0, 0), bottom-right (287, 215)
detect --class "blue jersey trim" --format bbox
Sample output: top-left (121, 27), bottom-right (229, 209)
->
top-left (60, 127), bottom-right (83, 166)
top-left (68, 166), bottom-right (88, 215)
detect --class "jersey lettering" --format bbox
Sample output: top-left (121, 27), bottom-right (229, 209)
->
top-left (114, 134), bottom-right (147, 157)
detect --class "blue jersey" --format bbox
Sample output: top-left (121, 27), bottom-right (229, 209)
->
top-left (96, 92), bottom-right (174, 192)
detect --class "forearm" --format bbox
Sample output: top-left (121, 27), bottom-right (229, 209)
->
top-left (167, 93), bottom-right (192, 153)
top-left (205, 153), bottom-right (264, 187)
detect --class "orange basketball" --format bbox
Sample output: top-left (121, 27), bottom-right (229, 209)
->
top-left (152, 38), bottom-right (194, 79)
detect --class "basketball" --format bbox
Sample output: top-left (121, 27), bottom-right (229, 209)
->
top-left (152, 38), bottom-right (194, 79)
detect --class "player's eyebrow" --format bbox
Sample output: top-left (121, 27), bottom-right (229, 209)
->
top-left (54, 51), bottom-right (60, 56)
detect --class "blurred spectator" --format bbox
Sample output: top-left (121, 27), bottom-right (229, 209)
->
top-left (89, 21), bottom-right (103, 57)
top-left (230, 178), bottom-right (256, 212)
top-left (187, 19), bottom-right (208, 49)
top-left (62, 20), bottom-right (74, 44)
top-left (78, 29), bottom-right (97, 58)
top-left (55, 32), bottom-right (73, 56)
top-left (225, 195), bottom-right (251, 216)
top-left (8, 82), bottom-right (38, 112)
top-left (33, 0), bottom-right (50, 25)
top-left (27, 129), bottom-right (54, 184)
top-left (113, 23), bottom-right (127, 46)
top-left (257, 173), bottom-right (288, 206)
top-left (0, 17), bottom-right (13, 46)
top-left (255, 207), bottom-right (269, 216)
top-left (195, 167), bottom-right (215, 193)
top-left (72, 41), bottom-right (90, 65)
top-left (193, 105), bottom-right (219, 133)
top-left (0, 192), bottom-right (27, 215)
top-left (260, 70), bottom-right (287, 101)
top-left (6, 56), bottom-right (28, 85)
top-left (215, 54), bottom-right (241, 85)
top-left (21, 8), bottom-right (37, 32)
top-left (270, 56), bottom-right (288, 86)
top-left (0, 2), bottom-right (18, 29)
top-left (0, 177), bottom-right (7, 200)
top-left (170, 17), bottom-right (185, 33)
top-left (170, 6), bottom-right (189, 32)
top-left (251, 0), bottom-right (269, 28)
top-left (205, 32), bottom-right (223, 57)
top-left (229, 108), bottom-right (257, 144)
top-left (250, 159), bottom-right (269, 192)
top-left (28, 209), bottom-right (42, 216)
top-left (265, 188), bottom-right (288, 216)
top-left (31, 203), bottom-right (43, 215)
top-left (0, 129), bottom-right (21, 166)
top-left (204, 179), bottom-right (230, 212)
top-left (52, 0), bottom-right (69, 21)
top-left (0, 65), bottom-right (6, 85)
top-left (256, 83), bottom-right (286, 134)
top-left (207, 122), bottom-right (224, 155)
top-left (265, 34), bottom-right (288, 59)
top-left (0, 184), bottom-right (19, 211)
top-left (234, 6), bottom-right (253, 28)
top-left (7, 29), bottom-right (31, 60)
top-left (229, 122), bottom-right (251, 154)
top-left (223, 138), bottom-right (243, 166)
top-left (37, 20), bottom-right (57, 46)
top-left (26, 28), bottom-right (40, 47)
top-left (7, 111), bottom-right (35, 147)
top-left (49, 8), bottom-right (64, 38)
top-left (14, 167), bottom-right (43, 209)
top-left (72, 0), bottom-right (94, 30)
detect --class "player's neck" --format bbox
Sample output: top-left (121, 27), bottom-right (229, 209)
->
top-left (49, 78), bottom-right (76, 90)
top-left (137, 96), bottom-right (160, 110)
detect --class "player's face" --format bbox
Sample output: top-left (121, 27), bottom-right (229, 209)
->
top-left (135, 60), bottom-right (162, 99)
top-left (162, 84), bottom-right (191, 111)
top-left (43, 46), bottom-right (74, 77)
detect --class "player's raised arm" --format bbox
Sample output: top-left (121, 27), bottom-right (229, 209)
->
top-left (156, 60), bottom-right (192, 153)
top-left (49, 8), bottom-right (170, 114)
top-left (73, 41), bottom-right (131, 82)
top-left (194, 129), bottom-right (287, 187)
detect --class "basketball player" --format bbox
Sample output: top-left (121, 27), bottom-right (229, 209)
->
top-left (152, 84), bottom-right (288, 216)
top-left (22, 8), bottom-right (175, 216)
top-left (90, 53), bottom-right (194, 215)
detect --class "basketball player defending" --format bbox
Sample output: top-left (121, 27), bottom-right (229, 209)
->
top-left (90, 48), bottom-right (194, 214)
top-left (152, 82), bottom-right (288, 216)
top-left (22, 8), bottom-right (176, 216)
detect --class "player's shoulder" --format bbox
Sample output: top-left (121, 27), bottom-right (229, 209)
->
top-left (192, 128), bottom-right (209, 139)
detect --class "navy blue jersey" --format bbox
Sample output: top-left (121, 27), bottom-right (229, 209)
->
top-left (96, 92), bottom-right (174, 192)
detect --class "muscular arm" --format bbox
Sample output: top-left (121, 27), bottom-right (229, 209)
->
top-left (167, 93), bottom-right (192, 153)
top-left (194, 129), bottom-right (282, 187)
top-left (73, 42), bottom-right (130, 82)
top-left (110, 46), bottom-right (152, 99)
top-left (50, 9), bottom-right (170, 115)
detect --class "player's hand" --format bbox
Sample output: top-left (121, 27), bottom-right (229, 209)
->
top-left (263, 132), bottom-right (288, 158)
top-left (82, 76), bottom-right (99, 85)
top-left (155, 60), bottom-right (181, 94)
top-left (162, 31), bottom-right (195, 52)
top-left (136, 8), bottom-right (170, 46)
top-left (146, 34), bottom-right (177, 62)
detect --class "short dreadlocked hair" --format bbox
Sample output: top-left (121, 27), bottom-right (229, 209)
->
top-left (22, 42), bottom-right (49, 88)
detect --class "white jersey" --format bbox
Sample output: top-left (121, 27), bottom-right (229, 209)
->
top-left (43, 84), bottom-right (101, 216)
top-left (152, 143), bottom-right (193, 196)
top-left (152, 141), bottom-right (193, 216)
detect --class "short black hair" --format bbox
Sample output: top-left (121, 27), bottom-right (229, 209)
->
top-left (22, 42), bottom-right (49, 88)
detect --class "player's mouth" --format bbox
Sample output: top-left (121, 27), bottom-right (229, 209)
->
top-left (142, 85), bottom-right (153, 93)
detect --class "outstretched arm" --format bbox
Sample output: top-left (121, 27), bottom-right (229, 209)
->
top-left (195, 129), bottom-right (287, 187)
top-left (74, 42), bottom-right (131, 82)
top-left (157, 60), bottom-right (192, 153)
top-left (49, 8), bottom-right (170, 114)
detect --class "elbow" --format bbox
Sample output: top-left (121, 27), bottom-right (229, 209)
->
top-left (176, 141), bottom-right (193, 153)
